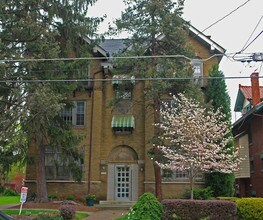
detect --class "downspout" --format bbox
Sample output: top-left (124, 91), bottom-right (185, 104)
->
top-left (87, 69), bottom-right (103, 193)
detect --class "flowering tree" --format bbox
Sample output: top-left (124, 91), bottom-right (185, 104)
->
top-left (154, 93), bottom-right (240, 199)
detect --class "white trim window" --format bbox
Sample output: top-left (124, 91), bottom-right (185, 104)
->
top-left (191, 59), bottom-right (203, 86)
top-left (60, 101), bottom-right (86, 126)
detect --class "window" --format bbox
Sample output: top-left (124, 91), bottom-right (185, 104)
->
top-left (116, 90), bottom-right (132, 100)
top-left (191, 59), bottom-right (203, 86)
top-left (45, 146), bottom-right (71, 180)
top-left (60, 101), bottom-right (86, 126)
top-left (45, 146), bottom-right (83, 180)
top-left (162, 169), bottom-right (204, 181)
top-left (111, 115), bottom-right (135, 134)
top-left (114, 89), bottom-right (132, 114)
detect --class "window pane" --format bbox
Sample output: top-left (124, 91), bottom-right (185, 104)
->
top-left (60, 108), bottom-right (73, 124)
top-left (76, 102), bottom-right (85, 125)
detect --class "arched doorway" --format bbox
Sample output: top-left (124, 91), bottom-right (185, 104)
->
top-left (107, 145), bottom-right (139, 202)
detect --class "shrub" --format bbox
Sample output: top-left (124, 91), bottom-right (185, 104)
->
top-left (236, 198), bottom-right (263, 220)
top-left (59, 204), bottom-right (76, 220)
top-left (205, 173), bottom-right (235, 197)
top-left (48, 194), bottom-right (58, 200)
top-left (66, 195), bottom-right (74, 201)
top-left (182, 187), bottom-right (214, 200)
top-left (0, 185), bottom-right (5, 194)
top-left (217, 197), bottom-right (239, 202)
top-left (3, 188), bottom-right (18, 196)
top-left (118, 192), bottom-right (163, 220)
top-left (162, 199), bottom-right (237, 220)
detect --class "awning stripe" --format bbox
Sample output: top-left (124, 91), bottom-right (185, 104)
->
top-left (111, 115), bottom-right (135, 128)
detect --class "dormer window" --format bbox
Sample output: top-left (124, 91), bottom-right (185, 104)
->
top-left (191, 59), bottom-right (203, 86)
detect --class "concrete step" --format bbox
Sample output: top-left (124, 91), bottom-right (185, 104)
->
top-left (95, 201), bottom-right (135, 210)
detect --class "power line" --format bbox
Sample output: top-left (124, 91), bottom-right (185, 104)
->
top-left (240, 15), bottom-right (263, 53)
top-left (0, 75), bottom-right (263, 83)
top-left (239, 30), bottom-right (263, 52)
top-left (0, 52), bottom-right (258, 63)
top-left (201, 0), bottom-right (251, 33)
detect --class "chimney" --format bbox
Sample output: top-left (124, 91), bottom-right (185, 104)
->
top-left (251, 72), bottom-right (260, 106)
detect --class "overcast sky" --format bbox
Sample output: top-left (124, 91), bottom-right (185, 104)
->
top-left (89, 0), bottom-right (263, 122)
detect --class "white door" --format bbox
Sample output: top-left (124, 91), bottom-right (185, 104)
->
top-left (115, 165), bottom-right (131, 201)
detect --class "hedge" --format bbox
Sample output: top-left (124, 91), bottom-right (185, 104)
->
top-left (161, 199), bottom-right (237, 220)
top-left (236, 198), bottom-right (263, 220)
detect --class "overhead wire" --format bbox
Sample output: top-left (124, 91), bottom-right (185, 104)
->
top-left (0, 52), bottom-right (258, 63)
top-left (0, 75), bottom-right (263, 83)
top-left (239, 15), bottom-right (263, 53)
top-left (201, 0), bottom-right (251, 33)
top-left (239, 30), bottom-right (263, 52)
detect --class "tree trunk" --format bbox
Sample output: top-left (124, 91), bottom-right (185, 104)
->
top-left (153, 161), bottom-right (162, 201)
top-left (35, 133), bottom-right (48, 203)
top-left (153, 97), bottom-right (162, 201)
top-left (189, 170), bottom-right (194, 200)
top-left (190, 179), bottom-right (194, 200)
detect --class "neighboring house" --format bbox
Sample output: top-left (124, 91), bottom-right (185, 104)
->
top-left (233, 72), bottom-right (263, 197)
top-left (25, 24), bottom-right (225, 203)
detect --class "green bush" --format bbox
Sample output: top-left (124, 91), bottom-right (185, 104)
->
top-left (3, 188), bottom-right (18, 196)
top-left (182, 187), bottom-right (214, 200)
top-left (66, 195), bottom-right (74, 201)
top-left (205, 172), bottom-right (235, 197)
top-left (0, 185), bottom-right (5, 194)
top-left (236, 198), bottom-right (263, 220)
top-left (48, 194), bottom-right (58, 199)
top-left (118, 192), bottom-right (163, 220)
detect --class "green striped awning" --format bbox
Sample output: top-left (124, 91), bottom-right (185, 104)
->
top-left (111, 115), bottom-right (135, 128)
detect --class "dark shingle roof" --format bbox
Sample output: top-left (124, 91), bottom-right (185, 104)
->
top-left (99, 39), bottom-right (126, 56)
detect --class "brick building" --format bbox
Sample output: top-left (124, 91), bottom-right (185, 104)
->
top-left (25, 25), bottom-right (225, 203)
top-left (233, 72), bottom-right (263, 197)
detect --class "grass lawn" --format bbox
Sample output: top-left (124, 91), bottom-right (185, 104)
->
top-left (2, 209), bottom-right (89, 219)
top-left (0, 196), bottom-right (20, 205)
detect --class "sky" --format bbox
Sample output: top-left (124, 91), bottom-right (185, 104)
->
top-left (88, 0), bottom-right (263, 122)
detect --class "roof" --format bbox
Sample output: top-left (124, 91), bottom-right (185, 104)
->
top-left (234, 84), bottom-right (263, 112)
top-left (239, 85), bottom-right (263, 99)
top-left (233, 101), bottom-right (263, 133)
top-left (99, 39), bottom-right (126, 56)
top-left (96, 24), bottom-right (225, 57)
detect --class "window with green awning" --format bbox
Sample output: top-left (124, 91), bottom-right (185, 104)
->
top-left (111, 115), bottom-right (135, 128)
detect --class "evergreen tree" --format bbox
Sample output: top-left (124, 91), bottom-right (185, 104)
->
top-left (112, 0), bottom-right (202, 200)
top-left (0, 0), bottom-right (102, 202)
top-left (204, 64), bottom-right (235, 197)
